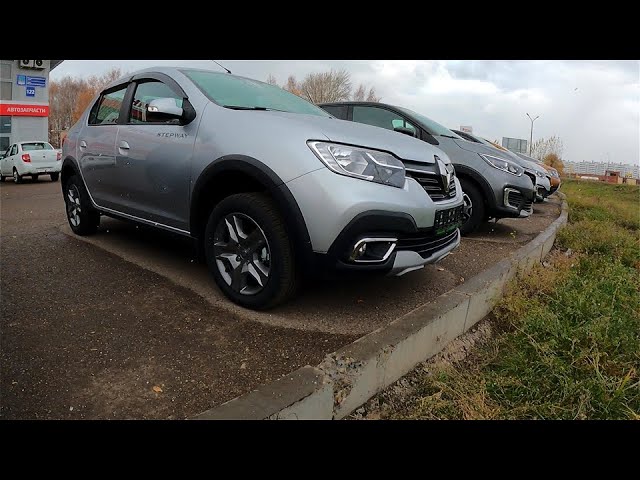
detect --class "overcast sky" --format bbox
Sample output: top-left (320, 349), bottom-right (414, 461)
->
top-left (52, 60), bottom-right (639, 165)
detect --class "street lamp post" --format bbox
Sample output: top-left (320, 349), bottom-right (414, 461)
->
top-left (526, 113), bottom-right (539, 156)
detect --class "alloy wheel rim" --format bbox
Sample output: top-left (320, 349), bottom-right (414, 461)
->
top-left (213, 213), bottom-right (271, 295)
top-left (13, 171), bottom-right (18, 182)
top-left (462, 193), bottom-right (473, 222)
top-left (66, 185), bottom-right (82, 227)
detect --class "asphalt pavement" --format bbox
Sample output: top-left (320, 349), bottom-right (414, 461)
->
top-left (0, 177), bottom-right (561, 419)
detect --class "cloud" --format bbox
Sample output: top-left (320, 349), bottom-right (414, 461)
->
top-left (51, 59), bottom-right (639, 165)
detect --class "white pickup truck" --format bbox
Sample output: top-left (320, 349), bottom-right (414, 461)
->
top-left (0, 141), bottom-right (61, 183)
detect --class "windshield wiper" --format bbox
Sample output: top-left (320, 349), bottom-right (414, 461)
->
top-left (440, 134), bottom-right (459, 139)
top-left (223, 105), bottom-right (286, 112)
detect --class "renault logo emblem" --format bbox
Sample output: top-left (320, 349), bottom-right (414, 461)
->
top-left (436, 157), bottom-right (451, 194)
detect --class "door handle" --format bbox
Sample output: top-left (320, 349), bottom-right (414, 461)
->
top-left (79, 141), bottom-right (87, 149)
top-left (119, 141), bottom-right (130, 150)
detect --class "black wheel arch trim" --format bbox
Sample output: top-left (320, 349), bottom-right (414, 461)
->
top-left (454, 165), bottom-right (497, 211)
top-left (190, 155), bottom-right (314, 269)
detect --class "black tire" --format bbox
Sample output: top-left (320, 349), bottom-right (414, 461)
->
top-left (32, 174), bottom-right (39, 182)
top-left (13, 169), bottom-right (23, 184)
top-left (0, 175), bottom-right (5, 182)
top-left (204, 192), bottom-right (298, 310)
top-left (63, 174), bottom-right (100, 235)
top-left (459, 178), bottom-right (485, 236)
top-left (50, 173), bottom-right (59, 182)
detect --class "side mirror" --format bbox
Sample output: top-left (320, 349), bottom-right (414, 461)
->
top-left (394, 126), bottom-right (416, 137)
top-left (147, 98), bottom-right (184, 122)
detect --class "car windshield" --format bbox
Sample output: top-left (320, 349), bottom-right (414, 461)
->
top-left (396, 106), bottom-right (463, 139)
top-left (182, 70), bottom-right (331, 117)
top-left (21, 142), bottom-right (54, 151)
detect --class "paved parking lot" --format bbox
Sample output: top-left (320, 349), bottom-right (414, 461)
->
top-left (0, 178), bottom-right (561, 419)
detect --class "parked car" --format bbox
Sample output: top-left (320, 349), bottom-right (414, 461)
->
top-left (319, 102), bottom-right (536, 235)
top-left (544, 165), bottom-right (561, 193)
top-left (511, 152), bottom-right (554, 200)
top-left (0, 141), bottom-right (61, 183)
top-left (450, 130), bottom-right (550, 202)
top-left (61, 67), bottom-right (464, 309)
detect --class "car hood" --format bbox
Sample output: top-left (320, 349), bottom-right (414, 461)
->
top-left (261, 111), bottom-right (442, 164)
top-left (522, 159), bottom-right (550, 176)
top-left (451, 137), bottom-right (530, 166)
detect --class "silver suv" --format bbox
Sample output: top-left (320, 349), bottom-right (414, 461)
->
top-left (62, 67), bottom-right (464, 309)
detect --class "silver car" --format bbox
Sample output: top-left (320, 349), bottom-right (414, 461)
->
top-left (61, 67), bottom-right (464, 309)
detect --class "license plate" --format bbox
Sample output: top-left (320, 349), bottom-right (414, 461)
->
top-left (434, 205), bottom-right (463, 235)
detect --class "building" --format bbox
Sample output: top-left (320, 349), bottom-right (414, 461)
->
top-left (502, 137), bottom-right (529, 155)
top-left (0, 60), bottom-right (63, 153)
top-left (564, 160), bottom-right (639, 179)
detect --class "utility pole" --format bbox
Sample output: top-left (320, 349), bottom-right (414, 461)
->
top-left (526, 113), bottom-right (539, 156)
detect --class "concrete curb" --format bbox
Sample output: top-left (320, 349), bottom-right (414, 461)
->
top-left (194, 194), bottom-right (569, 420)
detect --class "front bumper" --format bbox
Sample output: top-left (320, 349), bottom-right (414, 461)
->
top-left (388, 229), bottom-right (461, 276)
top-left (286, 166), bottom-right (464, 253)
top-left (313, 209), bottom-right (462, 276)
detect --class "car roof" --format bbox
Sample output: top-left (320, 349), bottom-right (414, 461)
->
top-left (101, 66), bottom-right (265, 91)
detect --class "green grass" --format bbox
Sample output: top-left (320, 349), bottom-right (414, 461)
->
top-left (392, 179), bottom-right (640, 419)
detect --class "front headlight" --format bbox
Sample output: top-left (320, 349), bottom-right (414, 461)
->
top-left (308, 141), bottom-right (406, 188)
top-left (535, 170), bottom-right (545, 178)
top-left (479, 154), bottom-right (523, 176)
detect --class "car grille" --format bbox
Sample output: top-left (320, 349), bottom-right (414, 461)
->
top-left (405, 170), bottom-right (457, 201)
top-left (396, 229), bottom-right (459, 260)
top-left (506, 190), bottom-right (533, 211)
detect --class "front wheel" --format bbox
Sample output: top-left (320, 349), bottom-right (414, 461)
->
top-left (64, 175), bottom-right (100, 235)
top-left (204, 192), bottom-right (298, 310)
top-left (459, 179), bottom-right (485, 236)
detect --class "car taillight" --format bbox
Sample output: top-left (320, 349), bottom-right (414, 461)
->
top-left (57, 151), bottom-right (62, 161)
top-left (22, 153), bottom-right (31, 162)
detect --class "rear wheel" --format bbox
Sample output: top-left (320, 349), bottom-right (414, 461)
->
top-left (32, 174), bottom-right (39, 182)
top-left (204, 192), bottom-right (298, 310)
top-left (13, 169), bottom-right (22, 184)
top-left (64, 175), bottom-right (100, 235)
top-left (459, 178), bottom-right (485, 236)
top-left (0, 175), bottom-right (5, 182)
top-left (50, 173), bottom-right (59, 182)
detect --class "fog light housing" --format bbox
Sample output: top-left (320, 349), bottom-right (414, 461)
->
top-left (349, 238), bottom-right (397, 263)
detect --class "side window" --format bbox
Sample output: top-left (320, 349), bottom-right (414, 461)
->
top-left (353, 106), bottom-right (417, 134)
top-left (10, 144), bottom-right (17, 156)
top-left (89, 85), bottom-right (128, 126)
top-left (320, 105), bottom-right (348, 120)
top-left (129, 80), bottom-right (183, 124)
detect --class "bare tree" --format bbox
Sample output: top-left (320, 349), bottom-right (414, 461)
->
top-left (530, 135), bottom-right (564, 161)
top-left (352, 84), bottom-right (366, 101)
top-left (366, 87), bottom-right (380, 102)
top-left (299, 69), bottom-right (352, 104)
top-left (266, 74), bottom-right (278, 86)
top-left (49, 76), bottom-right (87, 146)
top-left (284, 75), bottom-right (302, 97)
